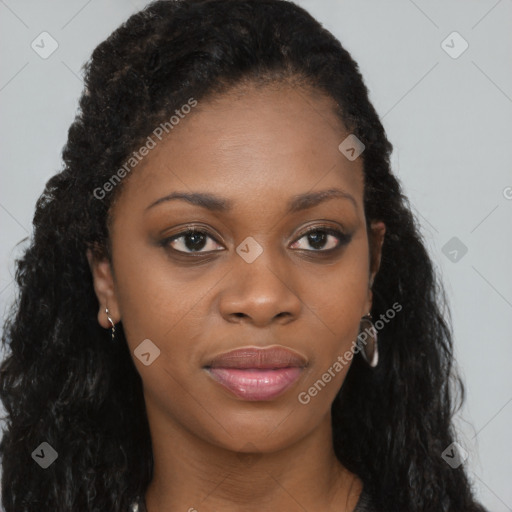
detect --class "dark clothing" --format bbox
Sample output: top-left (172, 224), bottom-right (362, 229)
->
top-left (129, 486), bottom-right (377, 511)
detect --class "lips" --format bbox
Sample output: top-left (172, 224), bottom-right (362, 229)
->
top-left (204, 346), bottom-right (307, 401)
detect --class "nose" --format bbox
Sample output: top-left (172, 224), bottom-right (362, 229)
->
top-left (218, 251), bottom-right (302, 327)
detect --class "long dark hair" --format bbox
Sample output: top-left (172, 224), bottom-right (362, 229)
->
top-left (0, 1), bottom-right (487, 510)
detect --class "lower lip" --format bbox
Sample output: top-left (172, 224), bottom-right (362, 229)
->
top-left (205, 367), bottom-right (303, 401)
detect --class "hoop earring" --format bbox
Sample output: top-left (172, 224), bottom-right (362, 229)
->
top-left (357, 313), bottom-right (378, 367)
top-left (105, 307), bottom-right (116, 342)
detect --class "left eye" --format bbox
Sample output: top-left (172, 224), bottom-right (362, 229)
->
top-left (290, 227), bottom-right (349, 251)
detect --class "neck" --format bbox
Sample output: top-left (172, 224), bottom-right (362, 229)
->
top-left (144, 407), bottom-right (363, 512)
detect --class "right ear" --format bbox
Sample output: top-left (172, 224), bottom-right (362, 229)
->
top-left (86, 247), bottom-right (121, 329)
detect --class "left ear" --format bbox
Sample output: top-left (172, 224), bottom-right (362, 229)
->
top-left (365, 220), bottom-right (386, 312)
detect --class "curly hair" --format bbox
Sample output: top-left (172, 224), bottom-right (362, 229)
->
top-left (0, 0), bottom-right (488, 510)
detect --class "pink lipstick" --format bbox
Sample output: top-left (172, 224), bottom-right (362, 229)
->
top-left (204, 346), bottom-right (307, 401)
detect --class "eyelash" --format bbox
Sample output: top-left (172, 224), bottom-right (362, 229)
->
top-left (160, 225), bottom-right (352, 256)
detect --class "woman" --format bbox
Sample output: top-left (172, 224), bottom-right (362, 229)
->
top-left (0, 0), bottom-right (488, 510)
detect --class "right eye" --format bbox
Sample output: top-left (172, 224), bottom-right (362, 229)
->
top-left (162, 229), bottom-right (225, 254)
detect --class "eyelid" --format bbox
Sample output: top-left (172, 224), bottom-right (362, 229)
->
top-left (161, 226), bottom-right (224, 254)
top-left (290, 224), bottom-right (351, 251)
top-left (293, 223), bottom-right (347, 240)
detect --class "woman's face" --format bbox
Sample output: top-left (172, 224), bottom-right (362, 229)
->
top-left (89, 83), bottom-right (385, 454)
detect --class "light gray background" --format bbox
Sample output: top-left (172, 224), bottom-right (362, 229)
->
top-left (1, 0), bottom-right (511, 510)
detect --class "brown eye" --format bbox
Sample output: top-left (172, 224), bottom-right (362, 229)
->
top-left (290, 227), bottom-right (351, 252)
top-left (163, 229), bottom-right (224, 254)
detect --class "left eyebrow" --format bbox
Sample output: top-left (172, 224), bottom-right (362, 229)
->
top-left (145, 187), bottom-right (357, 214)
top-left (286, 188), bottom-right (357, 213)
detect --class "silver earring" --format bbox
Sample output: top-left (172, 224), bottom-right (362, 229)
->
top-left (357, 313), bottom-right (378, 367)
top-left (105, 307), bottom-right (115, 341)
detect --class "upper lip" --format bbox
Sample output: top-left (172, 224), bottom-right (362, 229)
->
top-left (205, 346), bottom-right (308, 369)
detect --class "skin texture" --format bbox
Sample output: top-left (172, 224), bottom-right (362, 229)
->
top-left (88, 83), bottom-right (386, 512)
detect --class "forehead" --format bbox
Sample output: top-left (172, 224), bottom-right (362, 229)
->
top-left (114, 83), bottom-right (365, 215)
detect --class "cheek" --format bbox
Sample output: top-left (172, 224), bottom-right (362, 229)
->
top-left (301, 245), bottom-right (369, 344)
top-left (294, 247), bottom-right (369, 402)
top-left (111, 251), bottom-right (210, 428)
top-left (110, 243), bottom-right (221, 408)
top-left (110, 236), bottom-right (198, 347)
